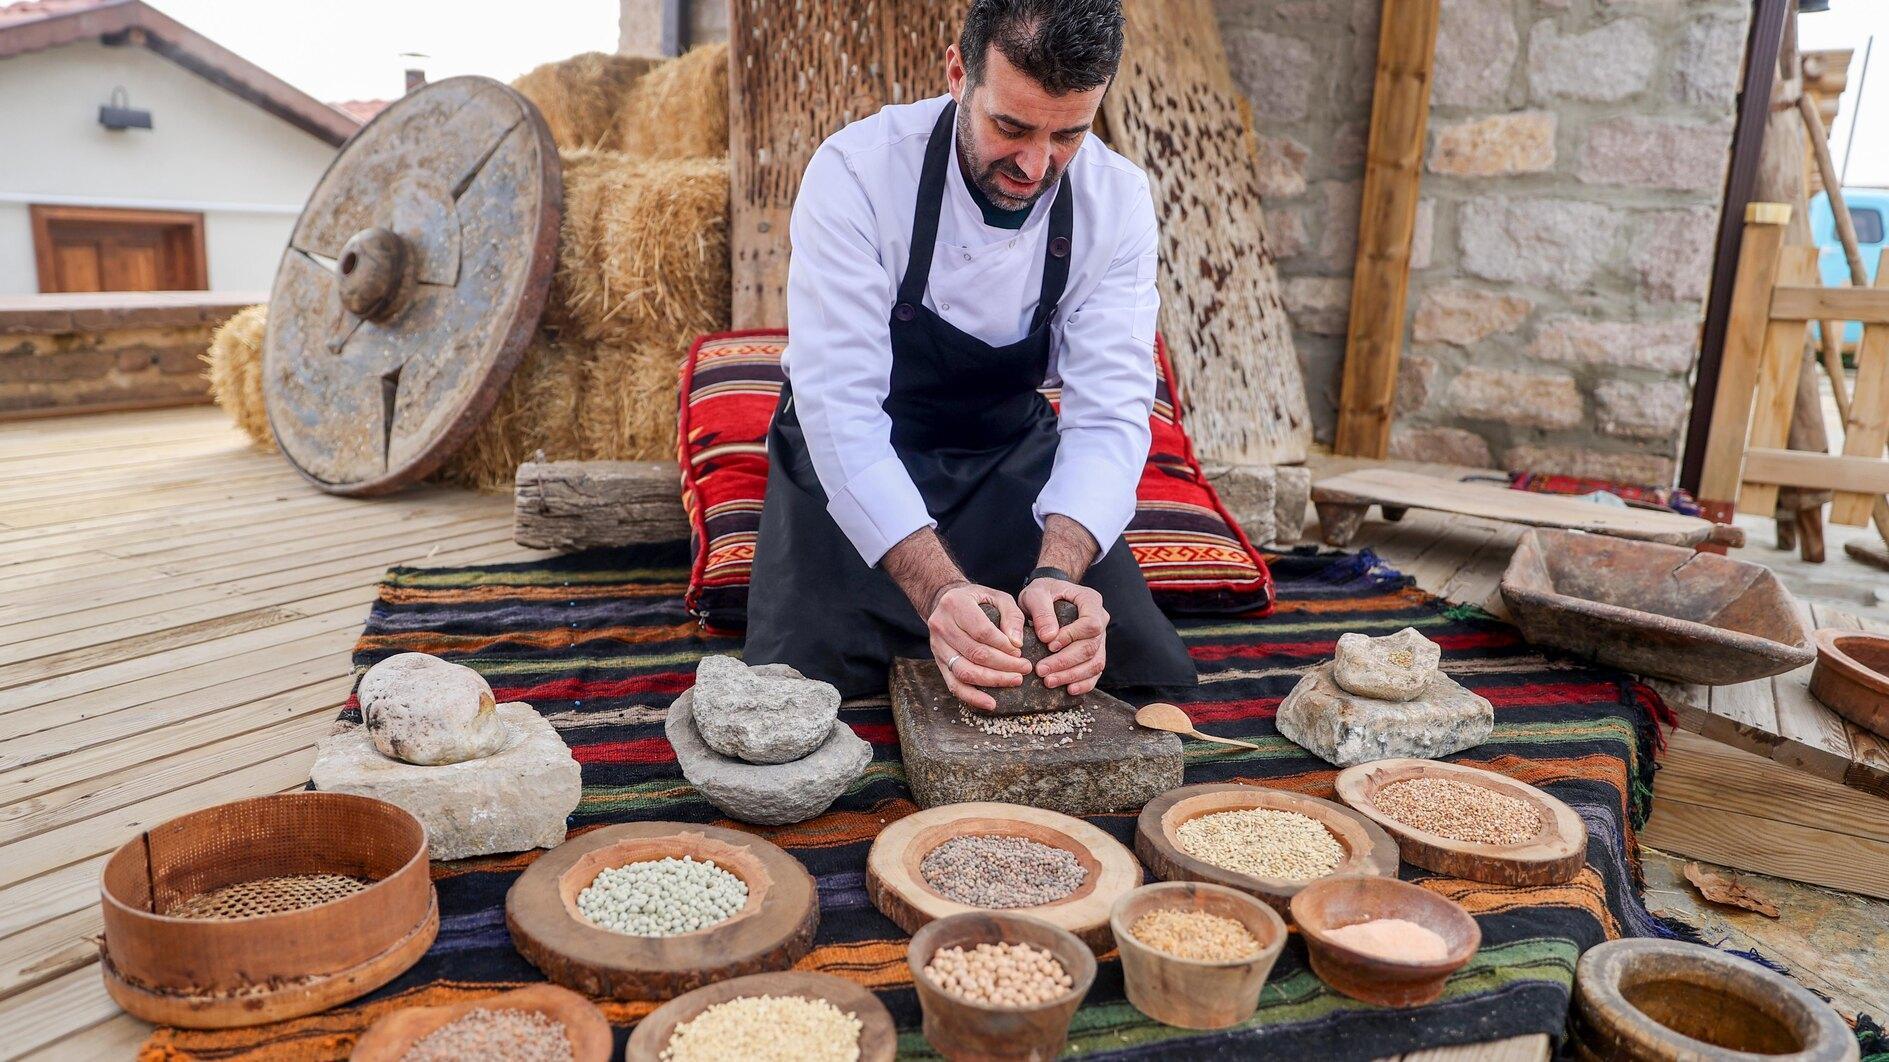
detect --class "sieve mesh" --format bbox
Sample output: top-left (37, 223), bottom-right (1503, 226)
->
top-left (165, 873), bottom-right (373, 920)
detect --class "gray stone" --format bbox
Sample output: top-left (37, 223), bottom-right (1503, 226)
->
top-left (1503, 444), bottom-right (1676, 486)
top-left (1223, 28), bottom-right (1318, 123)
top-left (1283, 276), bottom-right (1352, 336)
top-left (1317, 180), bottom-right (1363, 270)
top-left (1252, 133), bottom-right (1310, 198)
top-left (311, 703), bottom-right (580, 860)
top-left (1447, 367), bottom-right (1583, 430)
top-left (1396, 355), bottom-right (1437, 415)
top-left (1429, 112), bottom-right (1556, 177)
top-left (1596, 378), bottom-right (1690, 440)
top-left (1388, 426), bottom-right (1495, 468)
top-left (1434, 0), bottom-right (1519, 107)
top-left (666, 689), bottom-right (871, 825)
top-left (1674, 15), bottom-right (1750, 108)
top-left (1529, 317), bottom-right (1701, 374)
top-left (1528, 19), bottom-right (1658, 102)
top-left (1273, 464), bottom-right (1312, 544)
top-left (690, 655), bottom-right (840, 764)
top-left (1410, 199), bottom-right (1436, 270)
top-left (1459, 197), bottom-right (1622, 290)
top-left (357, 652), bottom-right (507, 766)
top-left (1201, 464), bottom-right (1279, 546)
top-left (1276, 662), bottom-right (1494, 767)
top-left (1411, 288), bottom-right (1534, 347)
top-left (1333, 627), bottom-right (1442, 700)
top-left (1632, 207), bottom-right (1719, 304)
top-left (1578, 117), bottom-right (1733, 192)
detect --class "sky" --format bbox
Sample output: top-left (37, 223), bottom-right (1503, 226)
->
top-left (148, 0), bottom-right (620, 104)
top-left (1798, 0), bottom-right (1889, 188)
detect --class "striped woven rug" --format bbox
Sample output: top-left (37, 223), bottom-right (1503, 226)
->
top-left (141, 543), bottom-right (1678, 1061)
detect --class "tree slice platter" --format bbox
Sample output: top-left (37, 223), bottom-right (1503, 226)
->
top-left (1333, 758), bottom-right (1588, 886)
top-left (264, 76), bottom-right (560, 496)
top-left (351, 984), bottom-right (612, 1062)
top-left (1134, 783), bottom-right (1399, 915)
top-left (505, 822), bottom-right (818, 1001)
top-left (865, 802), bottom-right (1141, 952)
top-left (625, 971), bottom-right (897, 1062)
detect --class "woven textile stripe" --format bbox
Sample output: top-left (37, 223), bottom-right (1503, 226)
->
top-left (676, 329), bottom-right (1273, 628)
top-left (141, 545), bottom-right (1673, 1061)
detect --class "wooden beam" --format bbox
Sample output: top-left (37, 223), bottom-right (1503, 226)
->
top-left (1832, 248), bottom-right (1889, 524)
top-left (1333, 0), bottom-right (1440, 459)
top-left (513, 460), bottom-right (689, 551)
top-left (1740, 447), bottom-right (1889, 494)
top-left (1738, 246), bottom-right (1821, 516)
top-left (1769, 285), bottom-right (1889, 323)
top-left (1698, 203), bottom-right (1792, 517)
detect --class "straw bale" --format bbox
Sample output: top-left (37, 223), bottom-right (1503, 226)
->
top-left (512, 51), bottom-right (658, 151)
top-left (616, 41), bottom-right (730, 161)
top-left (203, 303), bottom-right (273, 450)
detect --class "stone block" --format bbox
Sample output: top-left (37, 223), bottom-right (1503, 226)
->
top-left (1253, 133), bottom-right (1310, 198)
top-left (1434, 0), bottom-right (1520, 107)
top-left (0, 348), bottom-right (115, 383)
top-left (1528, 19), bottom-right (1658, 102)
top-left (667, 689), bottom-right (871, 826)
top-left (1411, 287), bottom-right (1534, 346)
top-left (1529, 317), bottom-right (1701, 373)
top-left (1396, 354), bottom-right (1438, 415)
top-left (1578, 117), bottom-right (1733, 192)
top-left (1673, 15), bottom-right (1750, 108)
top-left (1276, 662), bottom-right (1493, 767)
top-left (1388, 425), bottom-right (1494, 468)
top-left (1503, 444), bottom-right (1676, 486)
top-left (311, 703), bottom-right (581, 860)
top-left (1429, 112), bottom-right (1556, 177)
top-left (1459, 197), bottom-right (1622, 290)
top-left (1447, 367), bottom-right (1583, 430)
top-left (1317, 180), bottom-right (1363, 270)
top-left (1273, 464), bottom-right (1312, 544)
top-left (358, 652), bottom-right (507, 766)
top-left (1596, 378), bottom-right (1689, 440)
top-left (1223, 28), bottom-right (1317, 123)
top-left (1411, 199), bottom-right (1437, 270)
top-left (1632, 207), bottom-right (1719, 304)
top-left (1200, 463), bottom-right (1278, 546)
top-left (1283, 276), bottom-right (1352, 336)
top-left (691, 656), bottom-right (839, 764)
top-left (1266, 208), bottom-right (1311, 260)
top-left (1334, 627), bottom-right (1441, 700)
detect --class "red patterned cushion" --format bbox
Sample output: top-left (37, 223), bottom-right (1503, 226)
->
top-left (678, 329), bottom-right (1272, 628)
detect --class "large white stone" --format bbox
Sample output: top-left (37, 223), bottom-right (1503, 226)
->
top-left (1277, 662), bottom-right (1493, 767)
top-left (357, 652), bottom-right (507, 766)
top-left (311, 703), bottom-right (580, 860)
top-left (691, 656), bottom-right (840, 765)
top-left (667, 689), bottom-right (871, 826)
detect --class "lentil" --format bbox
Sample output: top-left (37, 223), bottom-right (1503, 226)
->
top-left (1373, 778), bottom-right (1543, 845)
top-left (1128, 908), bottom-right (1263, 962)
top-left (958, 706), bottom-right (1093, 739)
top-left (1324, 918), bottom-right (1450, 963)
top-left (920, 834), bottom-right (1087, 908)
top-left (400, 1007), bottom-right (573, 1062)
top-left (659, 995), bottom-right (861, 1062)
top-left (924, 941), bottom-right (1074, 1006)
top-left (576, 855), bottom-right (747, 936)
top-left (1175, 808), bottom-right (1344, 881)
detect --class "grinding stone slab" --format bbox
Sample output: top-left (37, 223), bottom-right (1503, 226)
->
top-left (888, 658), bottom-right (1183, 816)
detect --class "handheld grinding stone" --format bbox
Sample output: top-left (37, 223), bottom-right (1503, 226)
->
top-left (972, 599), bottom-right (1081, 717)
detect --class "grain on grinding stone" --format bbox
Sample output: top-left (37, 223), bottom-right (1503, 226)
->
top-left (1332, 627), bottom-right (1441, 701)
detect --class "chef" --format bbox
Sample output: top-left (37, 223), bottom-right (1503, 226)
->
top-left (744, 0), bottom-right (1197, 710)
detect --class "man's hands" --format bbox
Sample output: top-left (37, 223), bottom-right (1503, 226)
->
top-left (1019, 578), bottom-right (1109, 696)
top-left (926, 583), bottom-right (1030, 711)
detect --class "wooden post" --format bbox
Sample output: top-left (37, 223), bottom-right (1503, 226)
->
top-left (1798, 93), bottom-right (1870, 286)
top-left (1333, 0), bottom-right (1441, 459)
top-left (1832, 249), bottom-right (1889, 524)
top-left (1697, 203), bottom-right (1792, 519)
top-left (1737, 246), bottom-right (1820, 517)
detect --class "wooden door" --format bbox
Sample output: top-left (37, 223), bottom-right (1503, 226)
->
top-left (30, 205), bottom-right (207, 292)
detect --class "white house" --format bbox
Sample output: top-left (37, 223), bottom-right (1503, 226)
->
top-left (0, 0), bottom-right (362, 294)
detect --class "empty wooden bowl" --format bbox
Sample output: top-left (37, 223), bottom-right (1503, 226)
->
top-left (1500, 529), bottom-right (1814, 686)
top-left (625, 970), bottom-right (897, 1062)
top-left (907, 911), bottom-right (1097, 1061)
top-left (1109, 881), bottom-right (1287, 1030)
top-left (351, 984), bottom-right (612, 1061)
top-left (1573, 939), bottom-right (1857, 1061)
top-left (1288, 875), bottom-right (1479, 1008)
top-left (506, 821), bottom-right (818, 1001)
top-left (1810, 628), bottom-right (1889, 738)
top-left (1135, 782), bottom-right (1398, 915)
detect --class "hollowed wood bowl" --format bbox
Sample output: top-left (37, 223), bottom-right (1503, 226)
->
top-left (506, 821), bottom-right (817, 1001)
top-left (625, 971), bottom-right (897, 1062)
top-left (907, 911), bottom-right (1097, 1061)
top-left (1334, 758), bottom-right (1588, 886)
top-left (1109, 881), bottom-right (1287, 1030)
top-left (352, 984), bottom-right (612, 1061)
top-left (1810, 628), bottom-right (1889, 738)
top-left (1289, 875), bottom-right (1480, 1008)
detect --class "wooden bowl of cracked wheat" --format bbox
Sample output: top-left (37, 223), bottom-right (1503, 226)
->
top-left (908, 911), bottom-right (1097, 1061)
top-left (625, 971), bottom-right (897, 1062)
top-left (99, 792), bottom-right (436, 1028)
top-left (1290, 875), bottom-right (1479, 1008)
top-left (1109, 881), bottom-right (1287, 1029)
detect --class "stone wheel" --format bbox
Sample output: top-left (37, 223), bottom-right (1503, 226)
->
top-left (262, 77), bottom-right (561, 496)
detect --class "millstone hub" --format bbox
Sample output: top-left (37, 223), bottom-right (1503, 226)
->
top-left (262, 76), bottom-right (561, 496)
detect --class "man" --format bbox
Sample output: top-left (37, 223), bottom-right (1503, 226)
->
top-left (744, 0), bottom-right (1196, 709)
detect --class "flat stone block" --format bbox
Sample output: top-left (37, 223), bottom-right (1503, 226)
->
top-left (667, 688), bottom-right (871, 825)
top-left (311, 703), bottom-right (581, 860)
top-left (1277, 662), bottom-right (1493, 768)
top-left (888, 658), bottom-right (1183, 816)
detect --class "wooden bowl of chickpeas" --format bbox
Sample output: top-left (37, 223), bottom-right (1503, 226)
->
top-left (907, 912), bottom-right (1096, 1060)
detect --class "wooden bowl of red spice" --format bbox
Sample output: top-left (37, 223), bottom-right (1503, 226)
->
top-left (1289, 875), bottom-right (1479, 1007)
top-left (1109, 881), bottom-right (1287, 1030)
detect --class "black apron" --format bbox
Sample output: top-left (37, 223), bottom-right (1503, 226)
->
top-left (744, 101), bottom-right (1196, 699)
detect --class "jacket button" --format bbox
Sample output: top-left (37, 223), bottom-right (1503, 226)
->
top-left (894, 303), bottom-right (916, 321)
top-left (1050, 236), bottom-right (1070, 258)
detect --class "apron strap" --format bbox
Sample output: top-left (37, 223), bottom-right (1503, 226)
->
top-left (1029, 178), bottom-right (1075, 332)
top-left (895, 102), bottom-right (957, 315)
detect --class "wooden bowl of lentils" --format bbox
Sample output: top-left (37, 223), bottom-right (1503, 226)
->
top-left (1109, 881), bottom-right (1287, 1029)
top-left (908, 911), bottom-right (1097, 1061)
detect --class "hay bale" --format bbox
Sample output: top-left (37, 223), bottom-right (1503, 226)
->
top-left (203, 303), bottom-right (272, 450)
top-left (616, 42), bottom-right (729, 161)
top-left (436, 332), bottom-right (587, 489)
top-left (512, 51), bottom-right (658, 151)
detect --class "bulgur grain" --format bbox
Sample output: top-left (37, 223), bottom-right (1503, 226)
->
top-left (1128, 908), bottom-right (1263, 962)
top-left (659, 994), bottom-right (861, 1062)
top-left (1373, 778), bottom-right (1542, 845)
top-left (1174, 808), bottom-right (1343, 881)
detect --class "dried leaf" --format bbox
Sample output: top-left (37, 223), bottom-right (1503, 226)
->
top-left (1685, 861), bottom-right (1781, 918)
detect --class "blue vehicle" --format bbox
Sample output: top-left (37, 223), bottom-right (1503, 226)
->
top-left (1811, 188), bottom-right (1889, 346)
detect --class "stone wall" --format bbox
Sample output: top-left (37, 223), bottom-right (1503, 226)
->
top-left (1221, 0), bottom-right (1748, 483)
top-left (0, 292), bottom-right (258, 418)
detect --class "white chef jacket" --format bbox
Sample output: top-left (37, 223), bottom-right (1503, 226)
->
top-left (783, 92), bottom-right (1161, 568)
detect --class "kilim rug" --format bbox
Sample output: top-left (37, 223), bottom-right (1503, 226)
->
top-left (141, 544), bottom-right (1682, 1061)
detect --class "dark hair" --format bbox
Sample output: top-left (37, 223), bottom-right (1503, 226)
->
top-left (959, 0), bottom-right (1124, 95)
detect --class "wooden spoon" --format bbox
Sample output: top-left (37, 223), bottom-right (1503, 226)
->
top-left (1134, 702), bottom-right (1261, 751)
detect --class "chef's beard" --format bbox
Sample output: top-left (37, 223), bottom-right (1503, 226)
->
top-left (956, 107), bottom-right (1064, 212)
